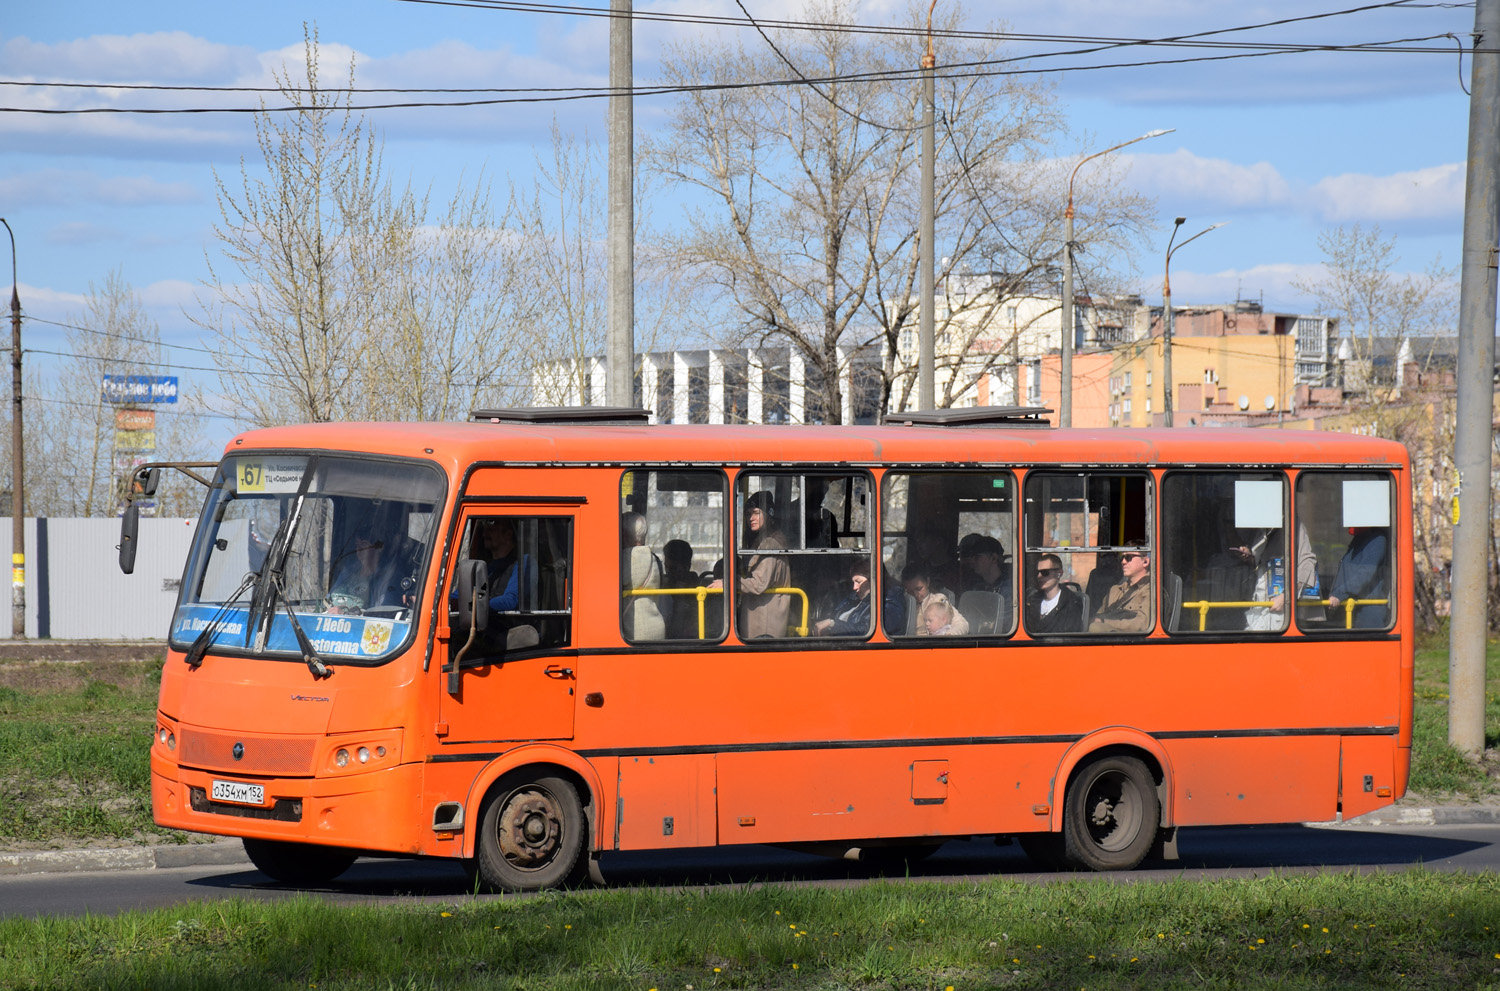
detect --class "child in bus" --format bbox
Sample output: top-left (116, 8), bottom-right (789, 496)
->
top-left (918, 592), bottom-right (969, 636)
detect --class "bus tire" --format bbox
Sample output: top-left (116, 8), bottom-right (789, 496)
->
top-left (1061, 754), bottom-right (1159, 871)
top-left (473, 774), bottom-right (586, 892)
top-left (242, 838), bottom-right (356, 884)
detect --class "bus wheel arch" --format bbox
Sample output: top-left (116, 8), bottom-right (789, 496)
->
top-left (1050, 732), bottom-right (1174, 831)
top-left (468, 765), bottom-right (592, 892)
top-left (1047, 733), bottom-right (1173, 871)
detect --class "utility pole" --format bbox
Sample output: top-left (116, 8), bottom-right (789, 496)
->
top-left (917, 1), bottom-right (937, 411)
top-left (1, 219), bottom-right (22, 640)
top-left (1059, 129), bottom-right (1171, 427)
top-left (606, 0), bottom-right (635, 408)
top-left (1448, 0), bottom-right (1499, 756)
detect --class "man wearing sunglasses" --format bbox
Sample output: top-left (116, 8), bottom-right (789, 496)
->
top-left (1088, 550), bottom-right (1152, 633)
top-left (1024, 553), bottom-right (1085, 634)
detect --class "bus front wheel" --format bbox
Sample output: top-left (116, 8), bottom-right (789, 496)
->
top-left (473, 774), bottom-right (587, 892)
top-left (242, 838), bottom-right (356, 884)
top-left (1061, 754), bottom-right (1159, 871)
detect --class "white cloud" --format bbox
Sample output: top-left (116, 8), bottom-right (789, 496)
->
top-left (1310, 163), bottom-right (1464, 224)
top-left (45, 222), bottom-right (121, 246)
top-left (0, 31), bottom-right (260, 82)
top-left (1126, 149), bottom-right (1293, 210)
top-left (1166, 262), bottom-right (1323, 311)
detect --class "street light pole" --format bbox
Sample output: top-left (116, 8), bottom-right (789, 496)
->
top-left (1162, 218), bottom-right (1225, 427)
top-left (1059, 128), bottom-right (1172, 427)
top-left (917, 0), bottom-right (937, 411)
top-left (1, 218), bottom-right (22, 639)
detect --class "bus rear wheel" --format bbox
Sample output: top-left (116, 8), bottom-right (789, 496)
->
top-left (1061, 754), bottom-right (1159, 871)
top-left (242, 838), bottom-right (356, 884)
top-left (473, 774), bottom-right (586, 892)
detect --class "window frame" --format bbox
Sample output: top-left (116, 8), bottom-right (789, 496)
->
top-left (618, 467), bottom-right (732, 647)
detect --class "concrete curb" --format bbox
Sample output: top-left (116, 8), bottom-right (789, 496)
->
top-left (3, 807), bottom-right (1499, 877)
top-left (0, 840), bottom-right (248, 877)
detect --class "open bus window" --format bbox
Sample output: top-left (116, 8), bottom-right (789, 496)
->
top-left (1161, 472), bottom-right (1292, 634)
top-left (172, 455), bottom-right (445, 663)
top-left (454, 516), bottom-right (573, 658)
top-left (1295, 471), bottom-right (1395, 632)
top-left (882, 471), bottom-right (1016, 638)
top-left (619, 470), bottom-right (728, 643)
top-left (734, 472), bottom-right (871, 639)
top-left (1022, 471), bottom-right (1152, 635)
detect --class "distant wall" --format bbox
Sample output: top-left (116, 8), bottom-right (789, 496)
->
top-left (0, 518), bottom-right (196, 640)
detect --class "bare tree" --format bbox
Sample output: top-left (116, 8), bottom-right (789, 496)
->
top-left (197, 27), bottom-right (543, 425)
top-left (1292, 223), bottom-right (1456, 401)
top-left (650, 0), bottom-right (1152, 421)
top-left (15, 271), bottom-right (204, 517)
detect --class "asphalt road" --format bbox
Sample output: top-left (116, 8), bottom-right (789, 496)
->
top-left (2, 821), bottom-right (1497, 919)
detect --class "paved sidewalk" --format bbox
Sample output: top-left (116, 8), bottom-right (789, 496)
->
top-left (3, 805), bottom-right (1498, 877)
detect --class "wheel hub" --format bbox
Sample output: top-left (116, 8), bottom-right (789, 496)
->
top-left (497, 791), bottom-right (562, 868)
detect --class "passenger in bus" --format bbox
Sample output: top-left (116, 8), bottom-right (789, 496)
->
top-left (812, 558), bottom-right (873, 637)
top-left (900, 561), bottom-right (952, 635)
top-left (620, 512), bottom-right (667, 641)
top-left (957, 533), bottom-right (1014, 613)
top-left (662, 539), bottom-right (702, 639)
top-left (918, 592), bottom-right (969, 636)
top-left (1024, 553), bottom-right (1085, 633)
top-left (1235, 523), bottom-right (1317, 632)
top-left (1327, 526), bottom-right (1390, 628)
top-left (1088, 551), bottom-right (1152, 633)
top-left (711, 491), bottom-right (791, 638)
top-left (880, 565), bottom-right (907, 635)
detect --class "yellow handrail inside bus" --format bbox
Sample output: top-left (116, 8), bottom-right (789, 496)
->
top-left (621, 586), bottom-right (723, 639)
top-left (1182, 597), bottom-right (1390, 631)
top-left (621, 585), bottom-right (810, 637)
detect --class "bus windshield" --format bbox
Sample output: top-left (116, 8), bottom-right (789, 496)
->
top-left (169, 454), bottom-right (446, 664)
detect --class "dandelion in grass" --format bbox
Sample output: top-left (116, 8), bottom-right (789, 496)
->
top-left (1322, 927), bottom-right (1329, 933)
top-left (714, 968), bottom-right (722, 973)
top-left (1257, 939), bottom-right (1265, 944)
top-left (440, 912), bottom-right (452, 918)
top-left (1130, 958), bottom-right (1138, 963)
top-left (1156, 933), bottom-right (1164, 939)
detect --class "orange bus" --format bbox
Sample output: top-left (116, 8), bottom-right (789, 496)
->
top-left (133, 407), bottom-right (1412, 889)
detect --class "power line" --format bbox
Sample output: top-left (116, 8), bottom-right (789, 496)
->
top-left (22, 392), bottom-right (241, 421)
top-left (26, 315), bottom-right (220, 357)
top-left (23, 345), bottom-right (254, 377)
top-left (0, 31), bottom-right (1461, 116)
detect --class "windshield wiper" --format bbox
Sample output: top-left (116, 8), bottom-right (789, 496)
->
top-left (182, 571), bottom-right (258, 669)
top-left (246, 457), bottom-right (319, 655)
top-left (272, 572), bottom-right (332, 679)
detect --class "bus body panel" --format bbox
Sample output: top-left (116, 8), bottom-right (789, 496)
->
top-left (1339, 733), bottom-right (1400, 820)
top-left (1162, 735), bottom-right (1340, 825)
top-left (615, 753), bottom-right (717, 849)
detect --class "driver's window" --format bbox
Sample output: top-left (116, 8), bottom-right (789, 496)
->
top-left (456, 516), bottom-right (573, 657)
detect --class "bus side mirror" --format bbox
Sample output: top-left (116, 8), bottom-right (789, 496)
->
top-left (137, 468), bottom-right (161, 497)
top-left (454, 559), bottom-right (490, 634)
top-left (118, 502), bottom-right (140, 575)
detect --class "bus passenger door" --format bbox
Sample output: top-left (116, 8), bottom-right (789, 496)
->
top-left (438, 513), bottom-right (577, 744)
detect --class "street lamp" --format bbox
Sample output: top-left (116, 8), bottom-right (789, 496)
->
top-left (0, 218), bottom-right (21, 639)
top-left (1162, 217), bottom-right (1226, 427)
top-left (1059, 128), bottom-right (1172, 427)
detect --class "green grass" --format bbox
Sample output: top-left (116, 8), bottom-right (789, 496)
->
top-left (0, 659), bottom-right (191, 845)
top-left (2, 872), bottom-right (1498, 989)
top-left (1408, 630), bottom-right (1500, 801)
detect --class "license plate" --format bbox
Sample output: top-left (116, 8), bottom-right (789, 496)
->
top-left (211, 779), bottom-right (265, 806)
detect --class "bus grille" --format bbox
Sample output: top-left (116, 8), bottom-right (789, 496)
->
top-left (179, 728), bottom-right (317, 776)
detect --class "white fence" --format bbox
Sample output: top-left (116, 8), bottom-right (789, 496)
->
top-left (0, 518), bottom-right (197, 640)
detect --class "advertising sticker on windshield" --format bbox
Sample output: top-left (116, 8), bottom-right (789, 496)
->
top-left (236, 458), bottom-right (309, 494)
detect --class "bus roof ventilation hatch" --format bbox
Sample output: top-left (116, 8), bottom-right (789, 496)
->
top-left (888, 406), bottom-right (1053, 429)
top-left (470, 406), bottom-right (653, 426)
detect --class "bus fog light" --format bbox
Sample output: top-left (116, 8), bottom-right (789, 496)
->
top-left (158, 728), bottom-right (168, 744)
top-left (358, 747), bottom-right (370, 764)
top-left (336, 748), bottom-right (349, 767)
top-left (167, 733), bottom-right (175, 751)
top-left (376, 746), bottom-right (387, 758)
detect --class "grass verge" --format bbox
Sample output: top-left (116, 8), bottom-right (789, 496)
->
top-left (1409, 630), bottom-right (1500, 800)
top-left (0, 658), bottom-right (192, 847)
top-left (2, 872), bottom-right (1499, 990)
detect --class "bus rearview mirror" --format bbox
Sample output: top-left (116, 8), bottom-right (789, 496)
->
top-left (455, 559), bottom-right (490, 634)
top-left (118, 502), bottom-right (140, 575)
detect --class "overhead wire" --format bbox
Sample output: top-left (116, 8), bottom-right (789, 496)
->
top-left (25, 315), bottom-right (221, 357)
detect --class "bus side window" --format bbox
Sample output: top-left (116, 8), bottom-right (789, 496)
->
top-left (1161, 472), bottom-right (1289, 635)
top-left (735, 472), bottom-right (871, 639)
top-left (883, 470), bottom-right (1016, 638)
top-left (1295, 471), bottom-right (1395, 632)
top-left (620, 470), bottom-right (728, 643)
top-left (1022, 471), bottom-right (1152, 636)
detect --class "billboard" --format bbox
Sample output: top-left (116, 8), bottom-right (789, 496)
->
top-left (101, 375), bottom-right (178, 404)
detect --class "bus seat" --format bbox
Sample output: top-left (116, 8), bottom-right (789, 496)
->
top-left (1061, 581), bottom-right (1089, 633)
top-left (506, 625), bottom-right (539, 650)
top-left (1166, 573), bottom-right (1183, 632)
top-left (958, 590), bottom-right (1003, 635)
top-left (904, 593), bottom-right (919, 635)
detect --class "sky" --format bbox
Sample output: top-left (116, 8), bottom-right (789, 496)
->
top-left (0, 0), bottom-right (1480, 437)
